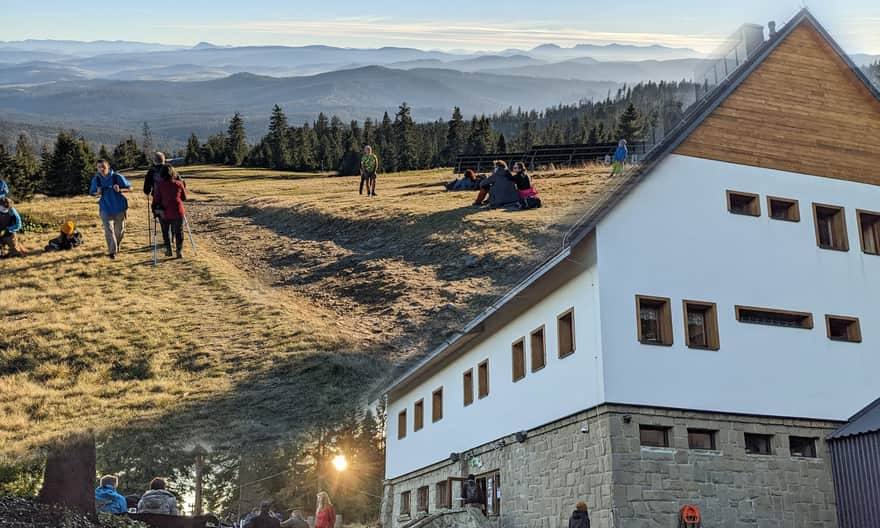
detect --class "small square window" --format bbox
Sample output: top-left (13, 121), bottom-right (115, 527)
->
top-left (530, 326), bottom-right (546, 371)
top-left (813, 203), bottom-right (849, 251)
top-left (857, 210), bottom-right (880, 255)
top-left (478, 360), bottom-right (489, 399)
top-left (432, 388), bottom-right (443, 422)
top-left (683, 300), bottom-right (720, 350)
top-left (789, 436), bottom-right (817, 458)
top-left (825, 315), bottom-right (861, 343)
top-left (727, 190), bottom-right (761, 216)
top-left (416, 486), bottom-right (429, 513)
top-left (768, 196), bottom-right (800, 222)
top-left (397, 410), bottom-right (407, 440)
top-left (745, 433), bottom-right (773, 455)
top-left (639, 425), bottom-right (671, 447)
top-left (688, 429), bottom-right (717, 450)
top-left (558, 309), bottom-right (575, 357)
top-left (463, 369), bottom-right (474, 406)
top-left (636, 295), bottom-right (673, 346)
top-left (511, 339), bottom-right (526, 382)
top-left (400, 491), bottom-right (411, 515)
top-left (414, 400), bottom-right (424, 431)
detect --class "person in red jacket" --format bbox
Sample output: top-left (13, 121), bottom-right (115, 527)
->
top-left (314, 492), bottom-right (336, 528)
top-left (152, 168), bottom-right (188, 258)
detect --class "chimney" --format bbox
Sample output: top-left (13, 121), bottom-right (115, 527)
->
top-left (768, 21), bottom-right (777, 38)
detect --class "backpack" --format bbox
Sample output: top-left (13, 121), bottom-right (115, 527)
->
top-left (519, 196), bottom-right (542, 209)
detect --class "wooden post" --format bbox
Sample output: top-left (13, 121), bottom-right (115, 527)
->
top-left (192, 445), bottom-right (208, 516)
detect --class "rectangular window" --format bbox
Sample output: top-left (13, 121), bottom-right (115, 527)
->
top-left (745, 433), bottom-right (773, 455)
top-left (478, 360), bottom-right (489, 399)
top-left (558, 309), bottom-right (575, 357)
top-left (511, 339), bottom-right (526, 382)
top-left (463, 369), bottom-right (474, 406)
top-left (727, 190), bottom-right (761, 216)
top-left (636, 295), bottom-right (673, 345)
top-left (530, 326), bottom-right (546, 371)
top-left (767, 196), bottom-right (800, 221)
top-left (735, 306), bottom-right (813, 329)
top-left (432, 387), bottom-right (443, 422)
top-left (857, 209), bottom-right (880, 255)
top-left (825, 315), bottom-right (862, 343)
top-left (688, 429), bottom-right (717, 450)
top-left (436, 481), bottom-right (449, 509)
top-left (683, 300), bottom-right (720, 350)
top-left (789, 436), bottom-right (817, 458)
top-left (413, 400), bottom-right (424, 432)
top-left (639, 425), bottom-right (671, 448)
top-left (397, 410), bottom-right (407, 440)
top-left (813, 203), bottom-right (849, 251)
top-left (416, 486), bottom-right (429, 513)
top-left (400, 491), bottom-right (411, 515)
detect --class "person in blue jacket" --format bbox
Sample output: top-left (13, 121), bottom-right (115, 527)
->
top-left (89, 159), bottom-right (132, 259)
top-left (0, 179), bottom-right (9, 199)
top-left (0, 197), bottom-right (24, 258)
top-left (95, 475), bottom-right (128, 514)
top-left (611, 139), bottom-right (628, 176)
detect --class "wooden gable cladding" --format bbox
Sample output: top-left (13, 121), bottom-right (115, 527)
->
top-left (676, 21), bottom-right (880, 186)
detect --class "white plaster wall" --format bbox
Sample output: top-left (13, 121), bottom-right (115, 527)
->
top-left (597, 154), bottom-right (880, 421)
top-left (385, 243), bottom-right (603, 479)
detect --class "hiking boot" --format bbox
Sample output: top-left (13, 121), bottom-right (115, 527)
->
top-left (109, 253), bottom-right (116, 259)
top-left (176, 253), bottom-right (183, 259)
top-left (165, 247), bottom-right (173, 257)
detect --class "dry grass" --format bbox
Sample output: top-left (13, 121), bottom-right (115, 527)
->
top-left (0, 163), bottom-right (611, 458)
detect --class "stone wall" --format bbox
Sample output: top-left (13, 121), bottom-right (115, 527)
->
top-left (385, 405), bottom-right (841, 528)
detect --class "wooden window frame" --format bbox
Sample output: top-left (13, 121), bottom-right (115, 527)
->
top-left (400, 491), bottom-right (411, 515)
top-left (636, 295), bottom-right (673, 346)
top-left (557, 308), bottom-right (576, 358)
top-left (857, 209), bottom-right (880, 256)
top-left (530, 325), bottom-right (547, 372)
top-left (416, 485), bottom-right (429, 513)
top-left (477, 360), bottom-right (489, 399)
top-left (435, 481), bottom-right (450, 509)
top-left (682, 300), bottom-right (720, 350)
top-left (397, 410), bottom-right (407, 440)
top-left (462, 369), bottom-right (474, 407)
top-left (511, 338), bottom-right (526, 382)
top-left (687, 429), bottom-right (717, 450)
top-left (789, 436), bottom-right (817, 458)
top-left (812, 203), bottom-right (849, 251)
top-left (639, 425), bottom-right (671, 448)
top-left (735, 305), bottom-right (814, 330)
top-left (744, 433), bottom-right (773, 455)
top-left (432, 387), bottom-right (443, 423)
top-left (825, 315), bottom-right (862, 343)
top-left (727, 190), bottom-right (761, 217)
top-left (413, 399), bottom-right (424, 432)
top-left (767, 196), bottom-right (800, 222)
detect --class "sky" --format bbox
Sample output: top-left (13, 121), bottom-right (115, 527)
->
top-left (2, 0), bottom-right (879, 54)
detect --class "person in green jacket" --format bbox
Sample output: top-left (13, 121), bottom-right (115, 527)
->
top-left (360, 146), bottom-right (380, 197)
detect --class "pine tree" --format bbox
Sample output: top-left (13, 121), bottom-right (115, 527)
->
top-left (363, 118), bottom-right (376, 148)
top-left (393, 102), bottom-right (417, 171)
top-left (378, 112), bottom-right (395, 173)
top-left (185, 133), bottom-right (202, 164)
top-left (442, 106), bottom-right (466, 164)
top-left (98, 144), bottom-right (112, 164)
top-left (298, 123), bottom-right (318, 171)
top-left (586, 125), bottom-right (599, 145)
top-left (267, 104), bottom-right (290, 169)
top-left (615, 102), bottom-right (642, 142)
top-left (15, 134), bottom-right (39, 178)
top-left (225, 112), bottom-right (248, 166)
top-left (141, 122), bottom-right (153, 161)
top-left (0, 145), bottom-right (38, 202)
top-left (42, 131), bottom-right (96, 196)
top-left (112, 137), bottom-right (146, 169)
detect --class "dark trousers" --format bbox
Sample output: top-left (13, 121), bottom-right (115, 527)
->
top-left (160, 218), bottom-right (184, 254)
top-left (360, 171), bottom-right (377, 195)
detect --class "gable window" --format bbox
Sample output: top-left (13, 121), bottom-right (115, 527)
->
top-left (683, 300), bottom-right (720, 350)
top-left (530, 326), bottom-right (546, 371)
top-left (416, 486), bottom-right (429, 513)
top-left (639, 425), bottom-right (671, 447)
top-left (436, 481), bottom-right (450, 509)
top-left (813, 203), bottom-right (849, 251)
top-left (463, 369), bottom-right (474, 406)
top-left (768, 196), bottom-right (800, 221)
top-left (727, 190), bottom-right (761, 216)
top-left (745, 433), bottom-right (773, 455)
top-left (688, 429), bottom-right (717, 450)
top-left (558, 309), bottom-right (575, 357)
top-left (400, 491), bottom-right (411, 515)
top-left (477, 360), bottom-right (489, 399)
top-left (511, 339), bottom-right (526, 382)
top-left (413, 400), bottom-right (424, 432)
top-left (397, 410), bottom-right (407, 440)
top-left (735, 306), bottom-right (813, 329)
top-left (857, 209), bottom-right (880, 255)
top-left (825, 315), bottom-right (861, 343)
top-left (636, 295), bottom-right (673, 346)
top-left (789, 436), bottom-right (817, 458)
top-left (432, 388), bottom-right (443, 422)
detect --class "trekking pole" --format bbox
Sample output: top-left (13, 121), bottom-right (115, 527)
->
top-left (183, 215), bottom-right (198, 256)
top-left (153, 215), bottom-right (159, 266)
top-left (147, 195), bottom-right (152, 246)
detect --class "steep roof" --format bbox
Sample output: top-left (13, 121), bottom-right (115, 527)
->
top-left (830, 397), bottom-right (880, 439)
top-left (385, 9), bottom-right (880, 400)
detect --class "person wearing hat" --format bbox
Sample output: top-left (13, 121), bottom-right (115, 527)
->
top-left (568, 502), bottom-right (591, 528)
top-left (0, 197), bottom-right (24, 258)
top-left (46, 220), bottom-right (83, 251)
top-left (246, 501), bottom-right (281, 528)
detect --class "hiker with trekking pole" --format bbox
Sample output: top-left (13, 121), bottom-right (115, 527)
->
top-left (143, 152), bottom-right (197, 264)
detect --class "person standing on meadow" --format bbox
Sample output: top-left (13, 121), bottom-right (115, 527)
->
top-left (89, 159), bottom-right (132, 259)
top-left (314, 492), bottom-right (336, 528)
top-left (360, 145), bottom-right (380, 196)
top-left (153, 166), bottom-right (188, 259)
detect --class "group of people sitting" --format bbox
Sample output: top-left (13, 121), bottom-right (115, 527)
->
top-left (96, 475), bottom-right (179, 515)
top-left (443, 160), bottom-right (541, 210)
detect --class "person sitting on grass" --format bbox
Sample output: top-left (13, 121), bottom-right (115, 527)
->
top-left (95, 474), bottom-right (128, 514)
top-left (137, 477), bottom-right (179, 515)
top-left (511, 162), bottom-right (541, 209)
top-left (472, 161), bottom-right (519, 208)
top-left (45, 220), bottom-right (84, 251)
top-left (153, 166), bottom-right (188, 259)
top-left (246, 501), bottom-right (281, 528)
top-left (444, 169), bottom-right (483, 191)
top-left (0, 197), bottom-right (25, 258)
top-left (281, 510), bottom-right (309, 528)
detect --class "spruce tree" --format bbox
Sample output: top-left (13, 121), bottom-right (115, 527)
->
top-left (363, 118), bottom-right (376, 147)
top-left (225, 112), bottom-right (248, 166)
top-left (42, 131), bottom-right (96, 196)
top-left (185, 133), bottom-right (202, 164)
top-left (0, 145), bottom-right (38, 202)
top-left (496, 133), bottom-right (507, 154)
top-left (378, 112), bottom-right (396, 173)
top-left (15, 134), bottom-right (39, 179)
top-left (393, 102), bottom-right (417, 171)
top-left (112, 137), bottom-right (145, 169)
top-left (442, 107), bottom-right (466, 164)
top-left (267, 104), bottom-right (290, 169)
top-left (299, 123), bottom-right (318, 171)
top-left (141, 122), bottom-right (153, 161)
top-left (615, 102), bottom-right (642, 142)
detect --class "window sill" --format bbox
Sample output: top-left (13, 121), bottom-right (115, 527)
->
top-left (559, 350), bottom-right (576, 359)
top-left (640, 446), bottom-right (675, 453)
top-left (828, 338), bottom-right (861, 344)
top-left (689, 449), bottom-right (722, 456)
top-left (686, 344), bottom-right (719, 351)
top-left (863, 250), bottom-right (880, 256)
top-left (639, 340), bottom-right (673, 347)
top-left (817, 245), bottom-right (849, 252)
top-left (790, 456), bottom-right (821, 461)
top-left (745, 452), bottom-right (773, 457)
top-left (531, 364), bottom-right (547, 373)
top-left (729, 211), bottom-right (760, 217)
top-left (769, 217), bottom-right (799, 222)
